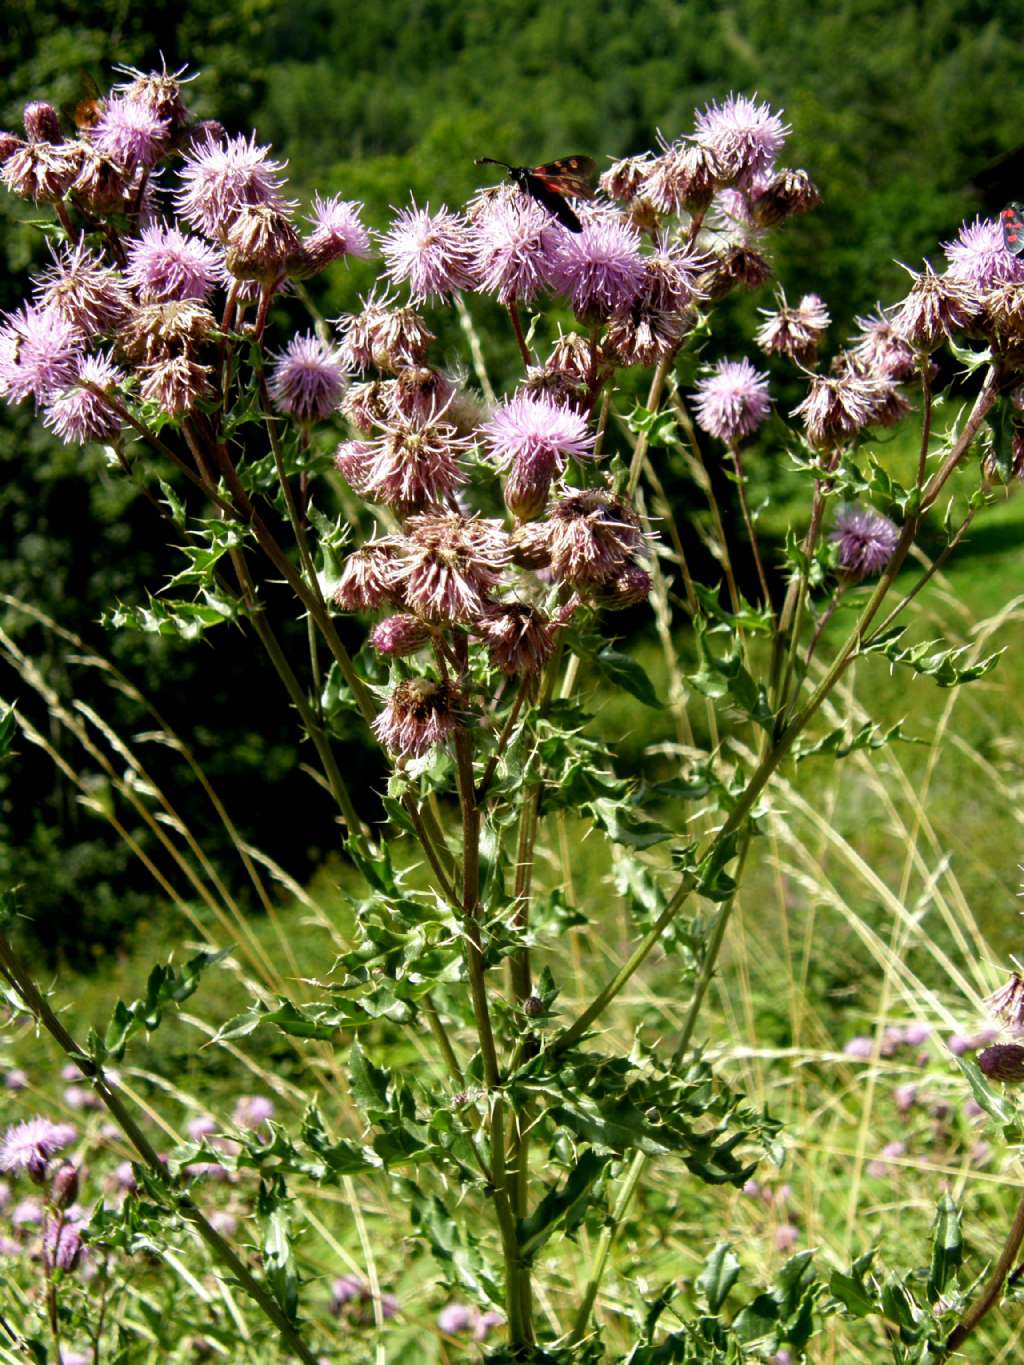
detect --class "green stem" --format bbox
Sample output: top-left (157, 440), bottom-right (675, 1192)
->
top-left (626, 352), bottom-right (675, 499)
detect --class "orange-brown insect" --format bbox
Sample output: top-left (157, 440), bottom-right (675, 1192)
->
top-left (475, 155), bottom-right (596, 232)
top-left (71, 70), bottom-right (104, 131)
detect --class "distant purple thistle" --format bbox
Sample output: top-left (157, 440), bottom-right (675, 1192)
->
top-left (34, 239), bottom-right (129, 336)
top-left (12, 1197), bottom-right (42, 1226)
top-left (43, 1214), bottom-right (84, 1273)
top-left (843, 1036), bottom-right (874, 1060)
top-left (43, 352), bottom-right (125, 445)
top-left (187, 1115), bottom-right (218, 1142)
top-left (949, 1027), bottom-right (999, 1056)
top-left (890, 263), bottom-right (980, 350)
top-left (268, 332), bottom-right (347, 421)
top-left (831, 505), bottom-right (900, 579)
top-left (125, 224), bottom-right (223, 303)
top-left (548, 210), bottom-right (646, 321)
top-left (774, 1223), bottom-right (800, 1252)
top-left (943, 216), bottom-right (1024, 290)
top-left (692, 357), bottom-right (771, 443)
top-left (380, 200), bottom-right (478, 302)
top-left (694, 94), bottom-right (790, 188)
top-left (471, 189), bottom-right (562, 306)
top-left (302, 194), bottom-right (372, 271)
top-left (175, 131), bottom-right (289, 237)
top-left (234, 1095), bottom-right (274, 1129)
top-left (0, 1118), bottom-right (76, 1181)
top-left (373, 678), bottom-right (465, 758)
top-left (893, 1083), bottom-right (918, 1114)
top-left (91, 97), bottom-right (169, 170)
top-left (4, 1069), bottom-right (28, 1091)
top-left (903, 1022), bottom-right (932, 1046)
top-left (0, 304), bottom-right (82, 406)
top-left (438, 1304), bottom-right (476, 1335)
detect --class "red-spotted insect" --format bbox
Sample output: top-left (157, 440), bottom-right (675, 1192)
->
top-left (474, 155), bottom-right (596, 233)
top-left (1001, 202), bottom-right (1024, 255)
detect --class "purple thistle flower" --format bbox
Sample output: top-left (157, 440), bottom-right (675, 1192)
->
top-left (985, 972), bottom-right (1024, 1032)
top-left (890, 263), bottom-right (980, 351)
top-left (380, 200), bottom-right (478, 302)
top-left (333, 539), bottom-right (403, 610)
top-left (139, 355), bottom-right (212, 417)
top-left (599, 154), bottom-right (654, 205)
top-left (12, 1197), bottom-right (43, 1227)
top-left (338, 295), bottom-right (435, 372)
top-left (943, 215), bottom-right (1024, 290)
top-left (843, 1036), bottom-right (874, 1060)
top-left (175, 131), bottom-right (289, 237)
top-left (113, 62), bottom-right (193, 127)
top-left (755, 294), bottom-right (830, 364)
top-left (774, 1223), bottom-right (800, 1252)
top-left (483, 390), bottom-right (598, 485)
top-left (0, 304), bottom-right (82, 406)
top-left (548, 209), bottom-right (647, 321)
top-left (34, 239), bottom-right (128, 336)
top-left (948, 1028), bottom-right (999, 1056)
top-left (692, 357), bottom-right (771, 443)
top-left (1, 139), bottom-right (82, 203)
top-left (547, 489), bottom-right (644, 589)
top-left (23, 102), bottom-right (63, 144)
top-left (233, 1095), bottom-right (274, 1129)
top-left (373, 678), bottom-right (465, 758)
top-left (359, 408), bottom-right (470, 511)
top-left (331, 1274), bottom-right (365, 1311)
top-left (893, 1083), bottom-right (918, 1114)
top-left (268, 332), bottom-right (347, 421)
top-left (43, 352), bottom-right (124, 445)
top-left (474, 1311), bottom-right (504, 1341)
top-left (830, 505), bottom-right (900, 580)
top-left (302, 194), bottom-right (372, 272)
top-left (187, 1115), bottom-right (217, 1142)
top-left (694, 94), bottom-right (790, 188)
top-left (903, 1022), bottom-right (932, 1046)
top-left (393, 512), bottom-right (510, 622)
top-left (979, 1043), bottom-right (1024, 1082)
top-left (370, 615), bottom-right (431, 657)
top-left (642, 139), bottom-right (721, 215)
top-left (91, 97), bottom-right (169, 171)
top-left (474, 603), bottom-right (556, 678)
top-left (125, 223), bottom-right (223, 303)
top-left (438, 1303), bottom-right (476, 1334)
top-left (51, 1163), bottom-right (80, 1210)
top-left (642, 237), bottom-right (710, 312)
top-left (4, 1069), bottom-right (28, 1091)
top-left (43, 1214), bottom-right (85, 1273)
top-left (850, 311), bottom-right (918, 382)
top-left (791, 370), bottom-right (886, 447)
top-left (0, 1118), bottom-right (76, 1181)
top-left (605, 304), bottom-right (688, 370)
top-left (209, 1210), bottom-right (237, 1236)
top-left (470, 188), bottom-right (562, 307)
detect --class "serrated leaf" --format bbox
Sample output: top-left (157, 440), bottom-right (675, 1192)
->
top-left (594, 647), bottom-right (663, 709)
top-left (862, 626), bottom-right (1002, 688)
top-left (696, 1243), bottom-right (741, 1313)
top-left (927, 1193), bottom-right (962, 1302)
top-left (518, 1149), bottom-right (609, 1257)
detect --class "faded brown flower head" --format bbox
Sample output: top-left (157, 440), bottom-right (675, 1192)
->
top-left (120, 300), bottom-right (217, 364)
top-left (547, 489), bottom-right (644, 588)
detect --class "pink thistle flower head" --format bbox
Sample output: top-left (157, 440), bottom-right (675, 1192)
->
top-left (1, 139), bottom-right (82, 203)
top-left (943, 215), bottom-right (1024, 290)
top-left (890, 262), bottom-right (980, 351)
top-left (393, 512), bottom-right (511, 622)
top-left (641, 139), bottom-right (721, 215)
top-left (692, 357), bottom-right (771, 443)
top-left (125, 223), bottom-right (223, 303)
top-left (547, 489), bottom-right (644, 589)
top-left (370, 615), bottom-right (431, 657)
top-left (694, 94), bottom-right (790, 188)
top-left (0, 304), bottom-right (83, 406)
top-left (175, 131), bottom-right (288, 238)
top-left (791, 370), bottom-right (886, 448)
top-left (0, 1118), bottom-right (76, 1182)
top-left (548, 209), bottom-right (646, 322)
top-left (851, 310), bottom-right (918, 382)
top-left (755, 293), bottom-right (830, 364)
top-left (470, 188), bottom-right (561, 307)
top-left (43, 352), bottom-right (124, 445)
top-left (139, 354), bottom-right (212, 417)
top-left (268, 332), bottom-right (347, 421)
top-left (830, 504), bottom-right (900, 579)
top-left (438, 1303), bottom-right (476, 1335)
top-left (380, 199), bottom-right (478, 302)
top-left (301, 194), bottom-right (372, 273)
top-left (23, 102), bottom-right (63, 144)
top-left (91, 97), bottom-right (169, 171)
top-left (481, 390), bottom-right (596, 520)
top-left (333, 538), bottom-right (402, 611)
top-left (43, 1215), bottom-right (85, 1273)
top-left (358, 407), bottom-right (470, 512)
top-left (187, 1116), bottom-right (217, 1142)
top-left (113, 61), bottom-right (193, 127)
top-left (986, 972), bottom-right (1024, 1032)
top-left (34, 239), bottom-right (128, 336)
top-left (475, 602), bottom-right (556, 678)
top-left (234, 1095), bottom-right (274, 1129)
top-left (373, 677), bottom-right (465, 758)
top-left (338, 294), bottom-right (436, 372)
top-left (599, 154), bottom-right (654, 205)
top-left (642, 236), bottom-right (710, 312)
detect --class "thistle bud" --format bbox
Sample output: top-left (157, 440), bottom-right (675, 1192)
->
top-left (523, 995), bottom-right (545, 1019)
top-left (23, 101), bottom-right (62, 144)
top-left (978, 1044), bottom-right (1024, 1083)
top-left (50, 1162), bottom-right (80, 1210)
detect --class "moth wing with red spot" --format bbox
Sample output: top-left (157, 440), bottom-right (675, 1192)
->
top-left (528, 155), bottom-right (597, 199)
top-left (1001, 202), bottom-right (1024, 255)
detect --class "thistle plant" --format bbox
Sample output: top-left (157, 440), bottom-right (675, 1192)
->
top-left (1, 64), bottom-right (1024, 1363)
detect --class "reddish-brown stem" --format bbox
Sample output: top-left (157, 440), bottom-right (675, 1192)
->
top-left (507, 298), bottom-right (532, 368)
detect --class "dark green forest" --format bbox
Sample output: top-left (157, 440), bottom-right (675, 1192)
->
top-left (1, 0), bottom-right (1020, 958)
